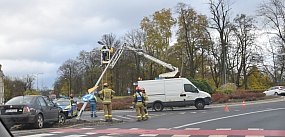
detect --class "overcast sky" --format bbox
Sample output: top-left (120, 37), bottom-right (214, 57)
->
top-left (0, 0), bottom-right (262, 89)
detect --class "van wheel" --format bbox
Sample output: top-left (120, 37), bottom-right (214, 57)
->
top-left (195, 100), bottom-right (205, 110)
top-left (153, 102), bottom-right (164, 111)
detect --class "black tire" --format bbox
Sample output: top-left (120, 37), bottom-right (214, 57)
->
top-left (34, 114), bottom-right (44, 129)
top-left (274, 92), bottom-right (278, 96)
top-left (195, 100), bottom-right (205, 110)
top-left (153, 102), bottom-right (164, 111)
top-left (58, 113), bottom-right (66, 125)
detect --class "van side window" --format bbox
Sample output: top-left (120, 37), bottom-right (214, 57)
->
top-left (184, 84), bottom-right (198, 93)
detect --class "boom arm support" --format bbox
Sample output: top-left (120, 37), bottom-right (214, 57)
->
top-left (109, 44), bottom-right (179, 78)
top-left (123, 45), bottom-right (179, 78)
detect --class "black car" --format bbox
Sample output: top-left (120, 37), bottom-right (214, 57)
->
top-left (0, 95), bottom-right (66, 129)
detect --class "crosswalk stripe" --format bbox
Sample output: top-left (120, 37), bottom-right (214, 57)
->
top-left (62, 135), bottom-right (87, 137)
top-left (245, 136), bottom-right (264, 137)
top-left (216, 128), bottom-right (231, 130)
top-left (171, 135), bottom-right (190, 137)
top-left (111, 117), bottom-right (120, 121)
top-left (115, 115), bottom-right (134, 120)
top-left (130, 128), bottom-right (139, 130)
top-left (184, 128), bottom-right (200, 130)
top-left (126, 115), bottom-right (137, 118)
top-left (157, 128), bottom-right (170, 130)
top-left (149, 114), bottom-right (160, 116)
top-left (248, 128), bottom-right (264, 130)
top-left (20, 134), bottom-right (55, 137)
top-left (107, 128), bottom-right (120, 130)
top-left (85, 132), bottom-right (97, 135)
top-left (140, 134), bottom-right (158, 136)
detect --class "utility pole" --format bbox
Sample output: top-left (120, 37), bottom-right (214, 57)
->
top-left (36, 73), bottom-right (43, 91)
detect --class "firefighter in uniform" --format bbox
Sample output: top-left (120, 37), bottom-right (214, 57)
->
top-left (98, 83), bottom-right (115, 122)
top-left (140, 87), bottom-right (149, 120)
top-left (133, 86), bottom-right (146, 121)
top-left (69, 94), bottom-right (75, 117)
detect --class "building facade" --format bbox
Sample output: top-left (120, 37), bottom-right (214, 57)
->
top-left (0, 64), bottom-right (4, 104)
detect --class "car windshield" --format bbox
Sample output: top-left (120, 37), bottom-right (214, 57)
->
top-left (56, 101), bottom-right (70, 106)
top-left (5, 96), bottom-right (34, 105)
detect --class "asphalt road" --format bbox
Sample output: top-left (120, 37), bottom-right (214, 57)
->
top-left (11, 97), bottom-right (285, 137)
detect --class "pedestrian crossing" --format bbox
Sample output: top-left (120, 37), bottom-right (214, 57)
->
top-left (83, 113), bottom-right (162, 122)
top-left (15, 127), bottom-right (283, 137)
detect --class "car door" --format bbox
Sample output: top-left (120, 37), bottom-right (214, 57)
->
top-left (183, 84), bottom-right (199, 106)
top-left (45, 99), bottom-right (59, 122)
top-left (37, 97), bottom-right (51, 121)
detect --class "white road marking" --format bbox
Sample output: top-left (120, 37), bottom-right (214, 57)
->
top-left (216, 128), bottom-right (231, 130)
top-left (184, 128), bottom-right (200, 130)
top-left (21, 134), bottom-right (55, 137)
top-left (190, 112), bottom-right (197, 114)
top-left (173, 107), bottom-right (285, 129)
top-left (130, 128), bottom-right (139, 130)
top-left (248, 128), bottom-right (264, 130)
top-left (85, 132), bottom-right (97, 135)
top-left (171, 135), bottom-right (191, 137)
top-left (140, 134), bottom-right (158, 136)
top-left (157, 128), bottom-right (170, 130)
top-left (115, 115), bottom-right (134, 120)
top-left (106, 128), bottom-right (120, 130)
top-left (111, 117), bottom-right (120, 121)
top-left (62, 135), bottom-right (87, 137)
top-left (179, 112), bottom-right (186, 114)
top-left (245, 136), bottom-right (264, 137)
top-left (126, 115), bottom-right (137, 118)
top-left (107, 133), bottom-right (120, 135)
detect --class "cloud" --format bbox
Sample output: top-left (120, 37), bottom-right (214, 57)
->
top-left (0, 0), bottom-right (261, 89)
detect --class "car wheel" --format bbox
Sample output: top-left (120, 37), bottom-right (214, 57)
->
top-left (195, 100), bottom-right (205, 110)
top-left (274, 92), bottom-right (278, 96)
top-left (34, 114), bottom-right (44, 129)
top-left (58, 113), bottom-right (66, 125)
top-left (153, 102), bottom-right (164, 112)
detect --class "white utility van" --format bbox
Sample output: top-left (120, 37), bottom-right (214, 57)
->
top-left (138, 78), bottom-right (211, 111)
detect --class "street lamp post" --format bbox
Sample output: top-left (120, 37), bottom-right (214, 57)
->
top-left (36, 73), bottom-right (43, 91)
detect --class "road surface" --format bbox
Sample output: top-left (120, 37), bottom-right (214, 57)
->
top-left (11, 97), bottom-right (285, 137)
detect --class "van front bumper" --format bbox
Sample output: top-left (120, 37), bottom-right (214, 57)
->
top-left (204, 97), bottom-right (212, 105)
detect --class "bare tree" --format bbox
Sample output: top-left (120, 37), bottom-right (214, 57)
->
top-left (208, 0), bottom-right (232, 86)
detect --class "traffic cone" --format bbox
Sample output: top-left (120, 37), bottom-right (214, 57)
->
top-left (242, 100), bottom-right (246, 109)
top-left (224, 103), bottom-right (230, 112)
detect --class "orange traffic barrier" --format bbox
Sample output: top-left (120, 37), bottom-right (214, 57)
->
top-left (224, 103), bottom-right (230, 112)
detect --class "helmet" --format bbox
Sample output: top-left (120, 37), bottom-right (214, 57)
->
top-left (140, 87), bottom-right (145, 91)
top-left (136, 86), bottom-right (140, 91)
top-left (103, 83), bottom-right (108, 87)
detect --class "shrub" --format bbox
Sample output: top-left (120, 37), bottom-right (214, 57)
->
top-left (216, 83), bottom-right (237, 94)
top-left (188, 78), bottom-right (213, 94)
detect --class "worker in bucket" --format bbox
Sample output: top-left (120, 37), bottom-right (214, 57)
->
top-left (98, 83), bottom-right (115, 122)
top-left (141, 87), bottom-right (148, 120)
top-left (133, 86), bottom-right (146, 121)
top-left (89, 91), bottom-right (97, 118)
top-left (100, 45), bottom-right (109, 61)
